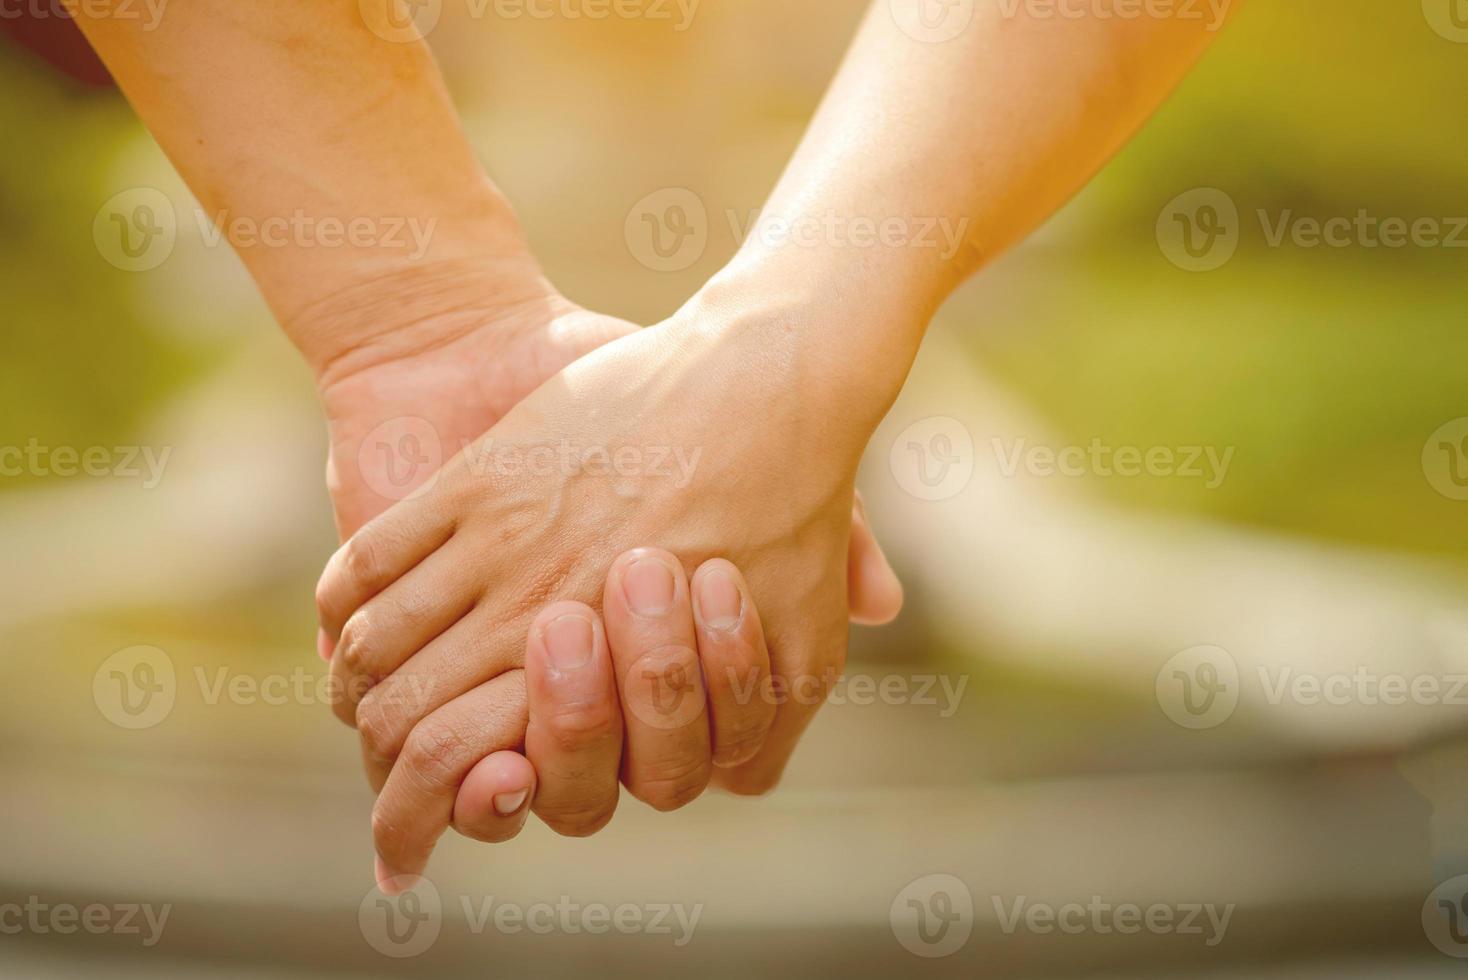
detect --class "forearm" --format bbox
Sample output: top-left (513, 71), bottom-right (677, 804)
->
top-left (708, 0), bottom-right (1234, 412)
top-left (74, 3), bottom-right (544, 379)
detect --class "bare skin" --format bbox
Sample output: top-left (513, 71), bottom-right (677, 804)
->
top-left (321, 0), bottom-right (1237, 884)
top-left (72, 0), bottom-right (903, 872)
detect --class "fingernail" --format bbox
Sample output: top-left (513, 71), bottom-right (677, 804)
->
top-left (317, 627), bottom-right (334, 662)
top-left (493, 788), bottom-right (529, 816)
top-left (623, 557), bottom-right (675, 616)
top-left (695, 567), bottom-right (743, 631)
top-left (543, 614), bottom-right (593, 671)
top-left (374, 854), bottom-right (417, 896)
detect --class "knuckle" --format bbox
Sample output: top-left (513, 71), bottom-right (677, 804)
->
top-left (713, 715), bottom-right (771, 768)
top-left (343, 534), bottom-right (384, 590)
top-left (381, 585), bottom-right (432, 632)
top-left (511, 551), bottom-right (584, 622)
top-left (401, 721), bottom-right (473, 788)
top-left (336, 609), bottom-right (378, 677)
top-left (631, 756), bottom-right (711, 813)
top-left (355, 692), bottom-right (404, 764)
top-left (543, 703), bottom-right (620, 754)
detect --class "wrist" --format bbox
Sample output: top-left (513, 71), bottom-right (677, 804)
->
top-left (680, 249), bottom-right (932, 436)
top-left (228, 172), bottom-right (551, 384)
top-left (280, 243), bottom-right (560, 393)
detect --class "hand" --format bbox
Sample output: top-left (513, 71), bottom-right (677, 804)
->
top-left (316, 288), bottom-right (903, 883)
top-left (308, 264), bottom-right (901, 644)
top-left (307, 267), bottom-right (639, 540)
top-left (422, 547), bottom-right (777, 862)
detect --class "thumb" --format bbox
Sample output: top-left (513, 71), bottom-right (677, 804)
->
top-left (847, 490), bottom-right (903, 626)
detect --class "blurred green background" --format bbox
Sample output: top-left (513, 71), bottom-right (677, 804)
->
top-left (3, 1), bottom-right (1467, 976)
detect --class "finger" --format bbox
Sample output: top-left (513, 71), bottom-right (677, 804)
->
top-left (848, 491), bottom-right (904, 626)
top-left (690, 559), bottom-right (775, 768)
top-left (451, 750), bottom-right (537, 844)
top-left (713, 613), bottom-right (848, 797)
top-left (525, 602), bottom-right (624, 837)
top-left (710, 693), bottom-right (824, 797)
top-left (603, 548), bottom-right (712, 812)
top-left (356, 601), bottom-right (523, 791)
top-left (315, 495), bottom-right (458, 648)
top-left (327, 535), bottom-right (485, 728)
top-left (372, 669), bottom-right (527, 893)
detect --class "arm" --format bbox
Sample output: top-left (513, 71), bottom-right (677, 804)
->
top-left (73, 3), bottom-right (647, 539)
top-left (320, 1), bottom-right (1240, 879)
top-left (710, 0), bottom-right (1235, 410)
top-left (74, 5), bottom-right (904, 861)
top-left (71, 1), bottom-right (546, 384)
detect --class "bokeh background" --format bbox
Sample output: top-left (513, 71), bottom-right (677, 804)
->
top-left (4, 0), bottom-right (1468, 976)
